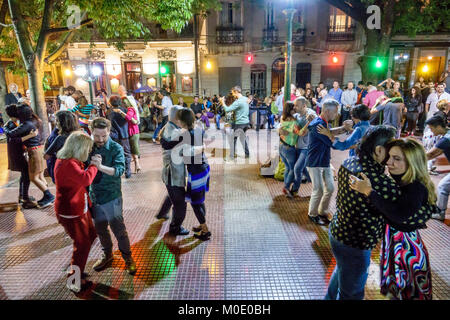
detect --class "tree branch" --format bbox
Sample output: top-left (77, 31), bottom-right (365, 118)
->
top-left (46, 18), bottom-right (93, 34)
top-left (44, 29), bottom-right (75, 64)
top-left (44, 12), bottom-right (89, 64)
top-left (322, 0), bottom-right (366, 25)
top-left (35, 0), bottom-right (54, 64)
top-left (8, 0), bottom-right (35, 70)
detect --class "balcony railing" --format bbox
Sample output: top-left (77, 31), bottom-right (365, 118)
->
top-left (263, 26), bottom-right (279, 44)
top-left (216, 26), bottom-right (244, 44)
top-left (327, 25), bottom-right (356, 41)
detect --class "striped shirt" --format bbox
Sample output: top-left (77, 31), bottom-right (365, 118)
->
top-left (72, 104), bottom-right (95, 125)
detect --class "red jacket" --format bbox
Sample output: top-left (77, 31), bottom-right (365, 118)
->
top-left (54, 158), bottom-right (98, 218)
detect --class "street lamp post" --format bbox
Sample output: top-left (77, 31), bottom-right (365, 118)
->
top-left (283, 0), bottom-right (296, 103)
top-left (75, 62), bottom-right (102, 104)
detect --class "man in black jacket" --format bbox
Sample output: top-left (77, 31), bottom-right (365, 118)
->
top-left (5, 83), bottom-right (22, 106)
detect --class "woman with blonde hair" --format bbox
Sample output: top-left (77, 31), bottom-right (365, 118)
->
top-left (350, 138), bottom-right (436, 300)
top-left (54, 131), bottom-right (102, 293)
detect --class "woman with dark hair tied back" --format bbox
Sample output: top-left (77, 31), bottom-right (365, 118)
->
top-left (44, 111), bottom-right (80, 183)
top-left (6, 104), bottom-right (55, 208)
top-left (350, 138), bottom-right (436, 299)
top-left (3, 104), bottom-right (40, 209)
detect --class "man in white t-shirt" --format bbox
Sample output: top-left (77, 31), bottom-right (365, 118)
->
top-left (152, 90), bottom-right (173, 142)
top-left (275, 87), bottom-right (284, 116)
top-left (59, 86), bottom-right (77, 111)
top-left (425, 83), bottom-right (450, 120)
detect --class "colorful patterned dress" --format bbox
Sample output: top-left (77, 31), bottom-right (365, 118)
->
top-left (380, 224), bottom-right (432, 300)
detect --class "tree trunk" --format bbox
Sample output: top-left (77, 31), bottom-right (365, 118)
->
top-left (357, 28), bottom-right (391, 85)
top-left (0, 63), bottom-right (7, 122)
top-left (28, 59), bottom-right (49, 139)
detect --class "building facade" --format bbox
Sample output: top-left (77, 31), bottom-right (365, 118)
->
top-left (12, 0), bottom-right (447, 101)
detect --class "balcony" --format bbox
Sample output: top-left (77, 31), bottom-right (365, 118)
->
top-left (263, 26), bottom-right (279, 44)
top-left (216, 26), bottom-right (244, 44)
top-left (327, 25), bottom-right (356, 41)
top-left (292, 28), bottom-right (306, 45)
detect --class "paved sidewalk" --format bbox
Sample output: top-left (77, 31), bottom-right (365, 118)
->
top-left (0, 129), bottom-right (449, 300)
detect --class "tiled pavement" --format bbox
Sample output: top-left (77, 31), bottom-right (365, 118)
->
top-left (0, 128), bottom-right (449, 300)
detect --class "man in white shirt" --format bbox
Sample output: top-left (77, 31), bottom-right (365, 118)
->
top-left (59, 86), bottom-right (77, 111)
top-left (275, 87), bottom-right (284, 116)
top-left (152, 90), bottom-right (173, 142)
top-left (340, 81), bottom-right (358, 125)
top-left (426, 83), bottom-right (450, 119)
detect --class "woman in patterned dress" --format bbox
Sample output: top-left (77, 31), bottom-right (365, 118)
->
top-left (349, 138), bottom-right (436, 300)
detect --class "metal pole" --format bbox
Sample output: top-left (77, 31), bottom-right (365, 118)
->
top-left (194, 14), bottom-right (200, 96)
top-left (283, 1), bottom-right (296, 103)
top-left (88, 80), bottom-right (94, 105)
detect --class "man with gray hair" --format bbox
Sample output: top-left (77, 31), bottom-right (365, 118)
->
top-left (290, 96), bottom-right (317, 195)
top-left (305, 99), bottom-right (340, 225)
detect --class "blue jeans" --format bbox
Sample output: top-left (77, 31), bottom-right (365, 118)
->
top-left (153, 116), bottom-right (168, 139)
top-left (216, 114), bottom-right (221, 129)
top-left (267, 114), bottom-right (274, 129)
top-left (279, 143), bottom-right (297, 190)
top-left (291, 148), bottom-right (308, 192)
top-left (91, 197), bottom-right (132, 260)
top-left (325, 230), bottom-right (372, 300)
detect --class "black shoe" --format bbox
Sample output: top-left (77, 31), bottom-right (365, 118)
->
top-left (156, 213), bottom-right (169, 220)
top-left (38, 193), bottom-right (55, 208)
top-left (19, 196), bottom-right (36, 204)
top-left (192, 226), bottom-right (202, 232)
top-left (169, 226), bottom-right (189, 236)
top-left (22, 200), bottom-right (38, 209)
top-left (194, 231), bottom-right (211, 241)
top-left (308, 215), bottom-right (326, 226)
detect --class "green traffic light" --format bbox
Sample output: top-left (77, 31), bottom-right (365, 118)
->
top-left (160, 66), bottom-right (168, 75)
top-left (375, 59), bottom-right (382, 69)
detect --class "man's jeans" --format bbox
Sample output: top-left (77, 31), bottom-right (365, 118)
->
top-left (292, 148), bottom-right (308, 192)
top-left (325, 230), bottom-right (372, 300)
top-left (153, 115), bottom-right (169, 139)
top-left (91, 197), bottom-right (132, 260)
top-left (216, 114), bottom-right (221, 129)
top-left (437, 173), bottom-right (450, 213)
top-left (279, 143), bottom-right (297, 190)
top-left (230, 123), bottom-right (250, 158)
top-left (307, 166), bottom-right (335, 217)
top-left (120, 138), bottom-right (132, 177)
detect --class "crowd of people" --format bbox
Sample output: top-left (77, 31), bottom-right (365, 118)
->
top-left (2, 68), bottom-right (450, 298)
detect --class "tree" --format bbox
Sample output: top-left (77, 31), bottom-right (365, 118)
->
top-left (6, 0), bottom-right (220, 138)
top-left (323, 0), bottom-right (449, 84)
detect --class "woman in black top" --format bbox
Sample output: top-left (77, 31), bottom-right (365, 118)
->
top-left (44, 111), bottom-right (79, 183)
top-left (6, 104), bottom-right (55, 208)
top-left (404, 86), bottom-right (422, 136)
top-left (350, 138), bottom-right (436, 300)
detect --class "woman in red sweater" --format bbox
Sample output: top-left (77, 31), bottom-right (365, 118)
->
top-left (54, 131), bottom-right (102, 293)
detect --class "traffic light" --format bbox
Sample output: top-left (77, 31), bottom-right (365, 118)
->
top-left (160, 65), bottom-right (168, 75)
top-left (332, 55), bottom-right (338, 64)
top-left (375, 59), bottom-right (382, 69)
top-left (246, 53), bottom-right (254, 64)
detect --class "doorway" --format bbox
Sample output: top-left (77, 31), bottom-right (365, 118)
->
top-left (124, 61), bottom-right (142, 94)
top-left (296, 63), bottom-right (311, 89)
top-left (271, 57), bottom-right (285, 94)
